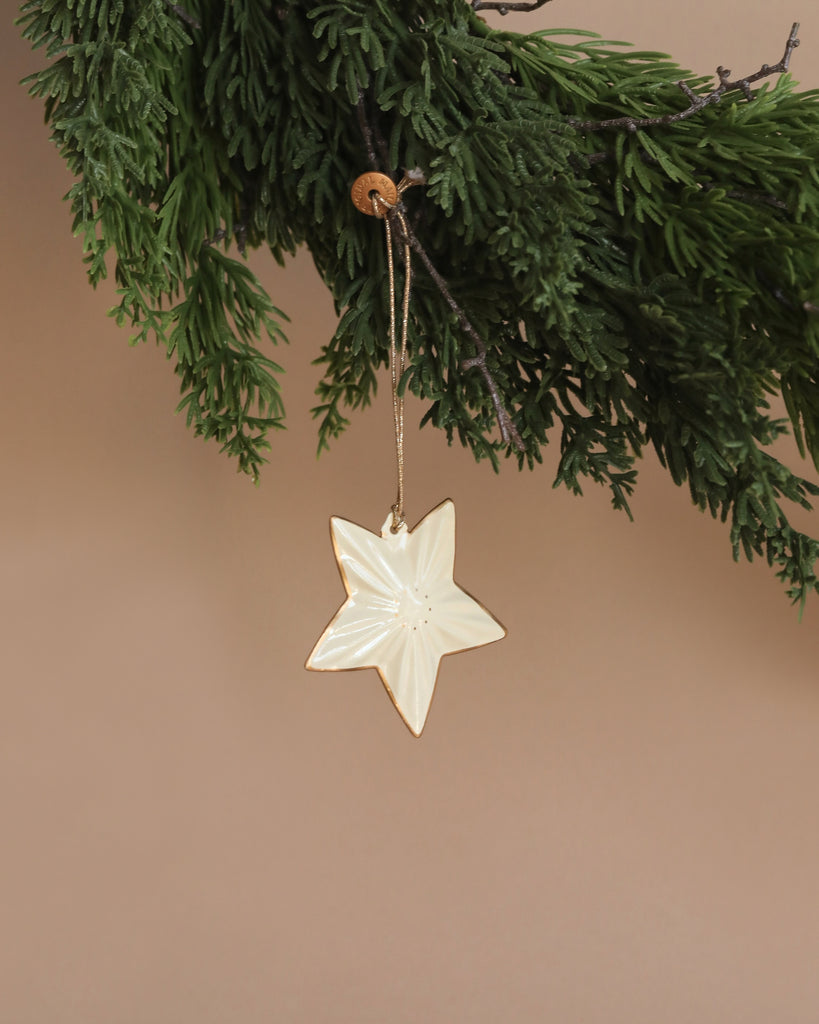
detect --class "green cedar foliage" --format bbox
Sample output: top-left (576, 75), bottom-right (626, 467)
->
top-left (16, 0), bottom-right (819, 604)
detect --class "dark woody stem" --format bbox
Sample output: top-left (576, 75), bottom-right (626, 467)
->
top-left (472, 0), bottom-right (555, 12)
top-left (572, 23), bottom-right (800, 132)
top-left (163, 0), bottom-right (201, 30)
top-left (391, 212), bottom-right (525, 452)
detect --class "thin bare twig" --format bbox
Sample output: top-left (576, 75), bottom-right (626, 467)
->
top-left (357, 89), bottom-right (392, 174)
top-left (702, 183), bottom-right (788, 211)
top-left (572, 22), bottom-right (800, 132)
top-left (163, 0), bottom-right (201, 30)
top-left (390, 213), bottom-right (525, 451)
top-left (202, 220), bottom-right (248, 255)
top-left (369, 103), bottom-right (393, 177)
top-left (583, 151), bottom-right (611, 166)
top-left (203, 227), bottom-right (227, 247)
top-left (472, 0), bottom-right (555, 12)
top-left (234, 220), bottom-right (248, 257)
top-left (356, 91), bottom-right (378, 172)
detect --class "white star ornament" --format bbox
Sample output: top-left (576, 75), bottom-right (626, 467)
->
top-left (305, 499), bottom-right (506, 736)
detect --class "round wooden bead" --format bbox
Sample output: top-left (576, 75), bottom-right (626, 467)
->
top-left (350, 172), bottom-right (398, 217)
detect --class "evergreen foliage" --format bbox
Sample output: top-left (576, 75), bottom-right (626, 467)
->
top-left (16, 0), bottom-right (819, 603)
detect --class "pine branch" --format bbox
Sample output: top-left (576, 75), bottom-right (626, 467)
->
top-left (18, 0), bottom-right (819, 599)
top-left (572, 22), bottom-right (800, 132)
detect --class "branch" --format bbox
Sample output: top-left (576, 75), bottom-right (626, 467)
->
top-left (472, 0), bottom-right (555, 12)
top-left (702, 183), bottom-right (788, 211)
top-left (163, 0), bottom-right (201, 30)
top-left (203, 228), bottom-right (227, 247)
top-left (389, 212), bottom-right (525, 451)
top-left (571, 22), bottom-right (800, 132)
top-left (202, 220), bottom-right (248, 256)
top-left (356, 91), bottom-right (378, 172)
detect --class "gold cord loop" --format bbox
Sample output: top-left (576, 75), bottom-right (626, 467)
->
top-left (375, 195), bottom-right (411, 532)
top-left (350, 172), bottom-right (415, 532)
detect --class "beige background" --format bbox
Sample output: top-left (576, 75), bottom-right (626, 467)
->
top-left (3, 3), bottom-right (819, 1021)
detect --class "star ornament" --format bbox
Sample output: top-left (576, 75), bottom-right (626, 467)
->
top-left (306, 499), bottom-right (506, 736)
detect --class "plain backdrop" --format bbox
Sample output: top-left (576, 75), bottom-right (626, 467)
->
top-left (3, 3), bottom-right (819, 1022)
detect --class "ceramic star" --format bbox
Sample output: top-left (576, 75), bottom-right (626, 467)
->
top-left (306, 499), bottom-right (506, 736)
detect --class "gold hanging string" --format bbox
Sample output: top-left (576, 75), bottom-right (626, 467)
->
top-left (376, 197), bottom-right (411, 532)
top-left (351, 172), bottom-right (417, 533)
